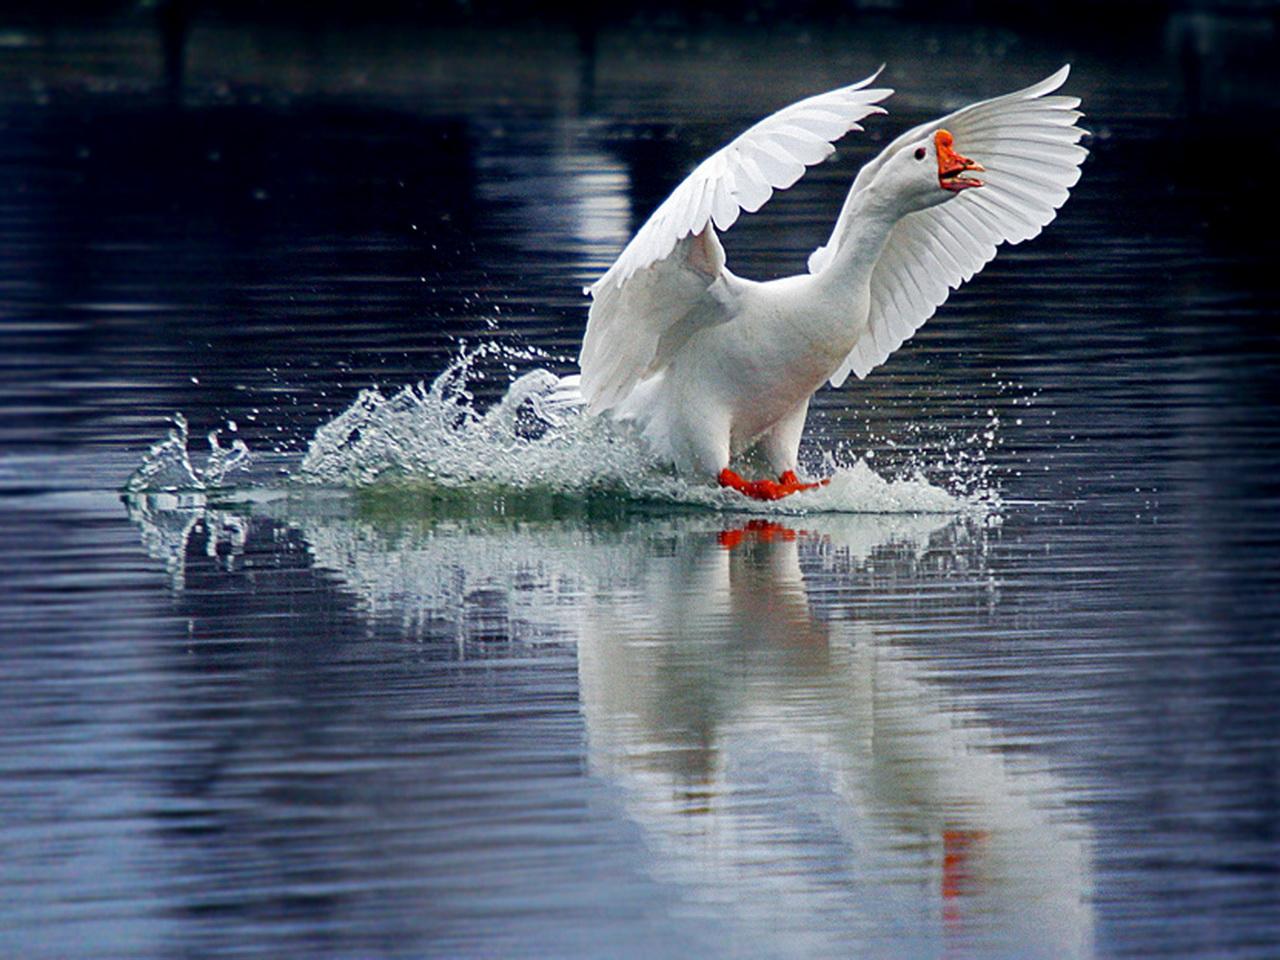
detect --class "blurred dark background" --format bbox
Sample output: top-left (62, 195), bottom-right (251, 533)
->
top-left (4, 0), bottom-right (1277, 112)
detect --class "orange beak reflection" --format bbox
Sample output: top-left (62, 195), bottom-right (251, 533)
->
top-left (935, 129), bottom-right (984, 192)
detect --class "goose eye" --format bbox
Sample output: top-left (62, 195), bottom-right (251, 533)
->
top-left (914, 147), bottom-right (927, 161)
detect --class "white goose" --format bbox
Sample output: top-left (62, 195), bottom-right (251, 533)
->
top-left (575, 66), bottom-right (1086, 500)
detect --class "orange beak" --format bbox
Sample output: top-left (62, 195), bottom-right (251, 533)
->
top-left (935, 129), bottom-right (984, 192)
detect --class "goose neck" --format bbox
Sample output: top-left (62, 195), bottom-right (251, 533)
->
top-left (817, 185), bottom-right (903, 293)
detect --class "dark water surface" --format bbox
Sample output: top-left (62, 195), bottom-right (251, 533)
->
top-left (2, 16), bottom-right (1279, 960)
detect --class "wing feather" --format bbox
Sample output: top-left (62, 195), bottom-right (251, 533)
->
top-left (580, 70), bottom-right (893, 413)
top-left (711, 176), bottom-right (740, 232)
top-left (823, 66), bottom-right (1087, 387)
top-left (735, 154), bottom-right (773, 211)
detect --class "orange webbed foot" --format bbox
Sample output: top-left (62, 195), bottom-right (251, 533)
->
top-left (778, 471), bottom-right (830, 493)
top-left (718, 468), bottom-right (830, 501)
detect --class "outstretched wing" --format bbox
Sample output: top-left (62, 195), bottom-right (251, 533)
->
top-left (811, 66), bottom-right (1087, 387)
top-left (579, 71), bottom-right (893, 414)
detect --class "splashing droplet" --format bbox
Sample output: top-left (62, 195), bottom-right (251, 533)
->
top-left (124, 414), bottom-right (252, 492)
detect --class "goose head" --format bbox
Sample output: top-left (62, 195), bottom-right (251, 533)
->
top-left (876, 128), bottom-right (985, 214)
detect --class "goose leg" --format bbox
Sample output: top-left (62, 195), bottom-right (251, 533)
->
top-left (715, 400), bottom-right (829, 500)
top-left (761, 398), bottom-right (813, 478)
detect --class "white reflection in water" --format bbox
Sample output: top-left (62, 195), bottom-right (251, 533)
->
top-left (474, 115), bottom-right (632, 280)
top-left (126, 494), bottom-right (1092, 957)
top-left (577, 518), bottom-right (1092, 958)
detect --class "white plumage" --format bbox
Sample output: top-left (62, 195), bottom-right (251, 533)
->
top-left (577, 66), bottom-right (1087, 499)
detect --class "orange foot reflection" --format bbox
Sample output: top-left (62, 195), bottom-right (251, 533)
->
top-left (717, 519), bottom-right (802, 550)
top-left (718, 468), bottom-right (829, 501)
top-left (942, 828), bottom-right (990, 925)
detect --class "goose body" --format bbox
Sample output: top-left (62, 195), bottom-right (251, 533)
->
top-left (577, 66), bottom-right (1087, 499)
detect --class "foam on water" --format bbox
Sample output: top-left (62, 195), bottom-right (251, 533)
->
top-left (128, 344), bottom-right (992, 515)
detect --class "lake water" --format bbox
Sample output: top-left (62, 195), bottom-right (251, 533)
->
top-left (2, 15), bottom-right (1278, 960)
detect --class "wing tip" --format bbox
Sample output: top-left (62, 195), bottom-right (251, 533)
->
top-left (852, 64), bottom-right (887, 89)
top-left (1035, 64), bottom-right (1071, 97)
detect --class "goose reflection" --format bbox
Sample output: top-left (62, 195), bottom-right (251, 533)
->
top-left (125, 493), bottom-right (1092, 957)
top-left (576, 516), bottom-right (1093, 959)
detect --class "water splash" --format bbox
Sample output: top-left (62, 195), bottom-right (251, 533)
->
top-left (123, 413), bottom-right (251, 493)
top-left (296, 344), bottom-right (983, 515)
top-left (127, 344), bottom-right (996, 514)
top-left (297, 343), bottom-right (653, 493)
